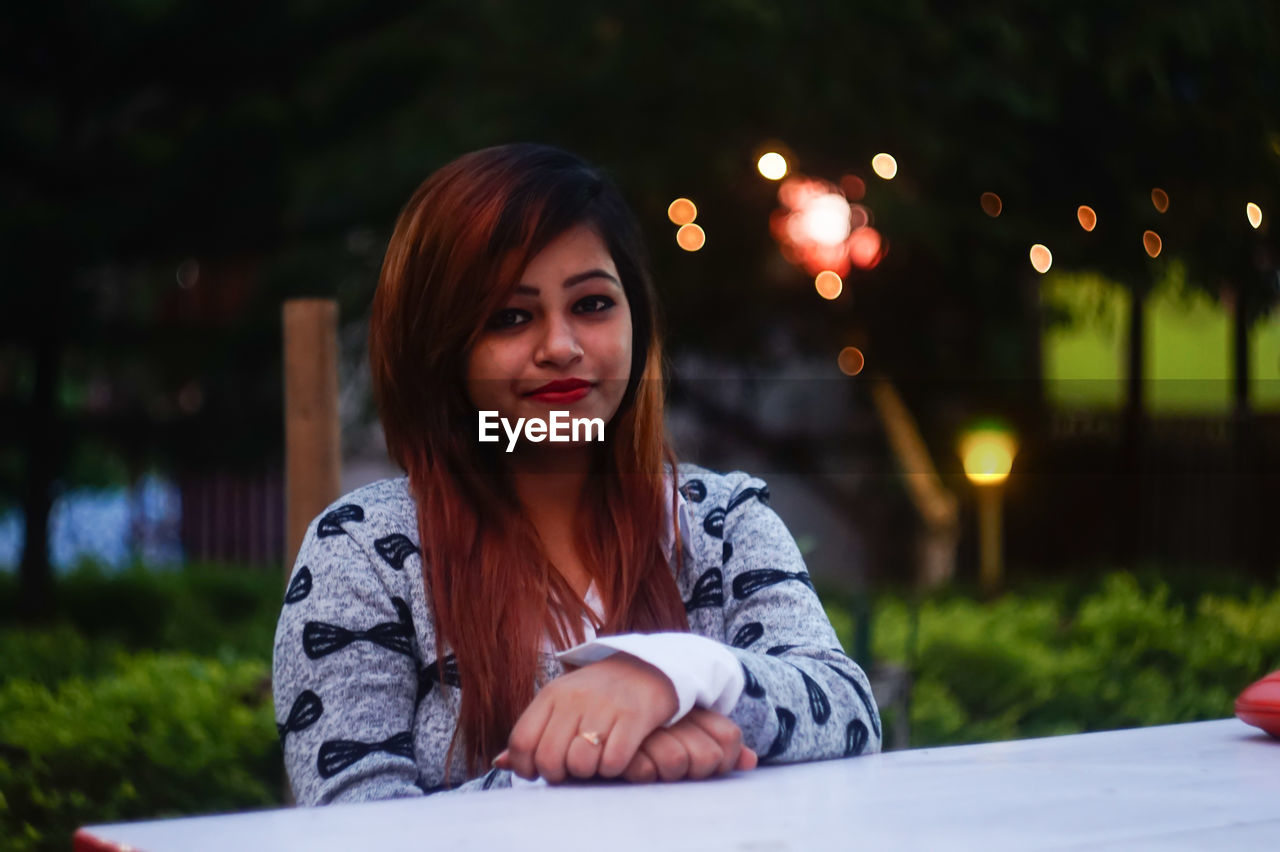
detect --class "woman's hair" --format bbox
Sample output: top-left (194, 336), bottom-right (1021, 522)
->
top-left (369, 143), bottom-right (690, 777)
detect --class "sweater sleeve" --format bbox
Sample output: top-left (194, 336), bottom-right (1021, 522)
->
top-left (272, 507), bottom-right (425, 805)
top-left (714, 474), bottom-right (883, 763)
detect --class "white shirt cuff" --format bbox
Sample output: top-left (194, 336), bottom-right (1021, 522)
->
top-left (555, 632), bottom-right (746, 727)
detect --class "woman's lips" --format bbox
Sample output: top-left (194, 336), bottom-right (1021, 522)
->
top-left (526, 386), bottom-right (591, 404)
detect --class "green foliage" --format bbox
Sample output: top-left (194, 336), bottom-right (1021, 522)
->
top-left (0, 653), bottom-right (281, 852)
top-left (851, 573), bottom-right (1280, 747)
top-left (0, 566), bottom-right (286, 852)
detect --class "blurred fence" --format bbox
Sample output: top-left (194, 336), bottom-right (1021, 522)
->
top-left (178, 467), bottom-right (284, 568)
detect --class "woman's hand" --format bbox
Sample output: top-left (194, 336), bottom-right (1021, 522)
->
top-left (620, 708), bottom-right (758, 783)
top-left (492, 653), bottom-right (678, 783)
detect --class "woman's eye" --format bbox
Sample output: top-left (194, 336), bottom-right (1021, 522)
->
top-left (574, 295), bottom-right (615, 314)
top-left (487, 308), bottom-right (531, 329)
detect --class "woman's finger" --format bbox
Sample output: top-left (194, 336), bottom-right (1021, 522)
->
top-left (564, 715), bottom-right (616, 780)
top-left (664, 720), bottom-right (725, 780)
top-left (504, 695), bottom-right (556, 780)
top-left (621, 748), bottom-right (659, 784)
top-left (641, 727), bottom-right (694, 782)
top-left (532, 704), bottom-right (583, 784)
top-left (595, 709), bottom-right (651, 778)
top-left (736, 746), bottom-right (758, 771)
top-left (683, 709), bottom-right (744, 775)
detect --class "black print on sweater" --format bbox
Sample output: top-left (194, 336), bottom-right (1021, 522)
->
top-left (480, 768), bottom-right (501, 790)
top-left (795, 667), bottom-right (832, 725)
top-left (731, 622), bottom-right (764, 649)
top-left (416, 654), bottom-right (462, 705)
top-left (678, 479), bottom-right (707, 503)
top-left (761, 707), bottom-right (796, 762)
top-left (741, 662), bottom-right (766, 698)
top-left (766, 644), bottom-right (798, 656)
top-left (684, 568), bottom-right (724, 612)
top-left (318, 731), bottom-right (414, 779)
top-left (416, 779), bottom-right (449, 795)
top-left (303, 598), bottom-right (415, 659)
top-left (374, 534), bottom-right (419, 571)
top-left (284, 567), bottom-right (312, 604)
top-left (845, 719), bottom-right (870, 757)
top-left (703, 507), bottom-right (726, 538)
top-left (277, 690), bottom-right (323, 742)
top-left (732, 569), bottom-right (815, 600)
top-left (317, 504), bottom-right (365, 538)
top-left (727, 485), bottom-right (770, 512)
top-left (722, 542), bottom-right (733, 563)
top-left (823, 662), bottom-right (882, 740)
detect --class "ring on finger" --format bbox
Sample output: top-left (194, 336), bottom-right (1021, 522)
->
top-left (579, 730), bottom-right (602, 747)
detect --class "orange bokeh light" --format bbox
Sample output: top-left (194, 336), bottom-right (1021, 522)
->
top-left (1077, 206), bottom-right (1097, 231)
top-left (1143, 230), bottom-right (1162, 258)
top-left (838, 347), bottom-right (866, 376)
top-left (1029, 244), bottom-right (1052, 273)
top-left (980, 192), bottom-right (1002, 217)
top-left (676, 224), bottom-right (705, 252)
top-left (1247, 202), bottom-right (1263, 229)
top-left (1151, 188), bottom-right (1170, 213)
top-left (667, 198), bottom-right (697, 226)
top-left (815, 270), bottom-right (843, 300)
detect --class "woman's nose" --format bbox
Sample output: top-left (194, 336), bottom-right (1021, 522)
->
top-left (534, 315), bottom-right (583, 367)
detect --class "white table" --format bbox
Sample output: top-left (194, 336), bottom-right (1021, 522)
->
top-left (77, 719), bottom-right (1279, 851)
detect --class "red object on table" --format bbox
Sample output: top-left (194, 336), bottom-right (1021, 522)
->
top-left (73, 828), bottom-right (134, 852)
top-left (1235, 670), bottom-right (1280, 738)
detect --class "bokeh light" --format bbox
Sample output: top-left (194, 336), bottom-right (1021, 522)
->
top-left (1247, 202), bottom-right (1263, 229)
top-left (849, 227), bottom-right (883, 269)
top-left (837, 346), bottom-right (866, 376)
top-left (840, 175), bottom-right (866, 201)
top-left (980, 192), bottom-right (1002, 217)
top-left (960, 430), bottom-right (1017, 486)
top-left (1077, 206), bottom-right (1097, 231)
top-left (667, 198), bottom-right (697, 226)
top-left (871, 153), bottom-right (898, 180)
top-left (1029, 244), bottom-right (1053, 273)
top-left (676, 224), bottom-right (705, 251)
top-left (1143, 230), bottom-right (1163, 258)
top-left (815, 270), bottom-right (843, 300)
top-left (793, 192), bottom-right (853, 245)
top-left (1151, 188), bottom-right (1170, 213)
top-left (757, 152), bottom-right (788, 180)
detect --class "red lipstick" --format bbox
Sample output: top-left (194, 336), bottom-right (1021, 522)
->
top-left (525, 378), bottom-right (592, 403)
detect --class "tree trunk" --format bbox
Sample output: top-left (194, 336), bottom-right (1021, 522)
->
top-left (19, 321), bottom-right (61, 620)
top-left (1118, 278), bottom-right (1146, 565)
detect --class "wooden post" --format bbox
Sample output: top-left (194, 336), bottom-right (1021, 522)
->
top-left (283, 299), bottom-right (341, 580)
top-left (977, 485), bottom-right (1003, 596)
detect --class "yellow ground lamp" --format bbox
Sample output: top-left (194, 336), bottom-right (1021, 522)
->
top-left (959, 427), bottom-right (1018, 594)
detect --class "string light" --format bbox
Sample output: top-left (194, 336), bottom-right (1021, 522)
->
top-left (1077, 206), bottom-right (1097, 231)
top-left (1151, 188), bottom-right (1170, 213)
top-left (1247, 203), bottom-right (1263, 229)
top-left (980, 192), bottom-right (1002, 217)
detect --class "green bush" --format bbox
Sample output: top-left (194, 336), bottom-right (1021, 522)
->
top-left (851, 573), bottom-right (1280, 748)
top-left (0, 652), bottom-right (282, 852)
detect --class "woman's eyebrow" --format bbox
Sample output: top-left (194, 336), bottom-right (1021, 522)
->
top-left (513, 269), bottom-right (619, 295)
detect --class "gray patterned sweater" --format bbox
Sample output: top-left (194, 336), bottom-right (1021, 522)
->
top-left (272, 464), bottom-right (882, 804)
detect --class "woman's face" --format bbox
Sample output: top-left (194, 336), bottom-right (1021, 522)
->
top-left (465, 224), bottom-right (633, 443)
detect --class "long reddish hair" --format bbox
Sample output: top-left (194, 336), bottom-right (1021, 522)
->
top-left (369, 144), bottom-right (689, 777)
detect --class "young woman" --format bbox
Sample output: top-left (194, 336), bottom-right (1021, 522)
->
top-left (272, 143), bottom-right (881, 805)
